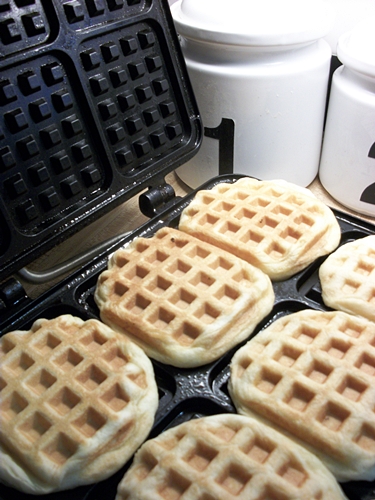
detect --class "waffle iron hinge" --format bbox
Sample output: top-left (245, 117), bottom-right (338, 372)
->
top-left (139, 180), bottom-right (181, 218)
top-left (0, 277), bottom-right (29, 316)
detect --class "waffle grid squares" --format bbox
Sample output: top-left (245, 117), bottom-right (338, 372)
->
top-left (78, 21), bottom-right (185, 177)
top-left (319, 236), bottom-right (375, 321)
top-left (230, 311), bottom-right (375, 480)
top-left (25, 369), bottom-right (57, 395)
top-left (54, 348), bottom-right (84, 371)
top-left (0, 0), bottom-right (49, 58)
top-left (251, 337), bottom-right (375, 417)
top-left (104, 231), bottom-right (262, 346)
top-left (19, 411), bottom-right (52, 444)
top-left (355, 352), bottom-right (375, 376)
top-left (179, 178), bottom-right (341, 281)
top-left (95, 227), bottom-right (274, 367)
top-left (117, 416), bottom-right (343, 500)
top-left (0, 53), bottom-right (105, 232)
top-left (0, 317), bottom-right (152, 478)
top-left (190, 189), bottom-right (325, 257)
top-left (356, 425), bottom-right (375, 452)
top-left (48, 387), bottom-right (81, 416)
top-left (33, 332), bottom-right (62, 353)
top-left (184, 440), bottom-right (218, 472)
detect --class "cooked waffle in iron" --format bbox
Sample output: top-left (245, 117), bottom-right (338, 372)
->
top-left (229, 309), bottom-right (375, 482)
top-left (319, 235), bottom-right (375, 321)
top-left (115, 413), bottom-right (347, 500)
top-left (0, 315), bottom-right (158, 494)
top-left (95, 227), bottom-right (274, 368)
top-left (179, 177), bottom-right (341, 280)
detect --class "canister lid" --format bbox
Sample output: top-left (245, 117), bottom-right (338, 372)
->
top-left (171, 0), bottom-right (333, 46)
top-left (337, 17), bottom-right (375, 78)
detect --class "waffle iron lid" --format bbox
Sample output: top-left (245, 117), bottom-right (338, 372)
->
top-left (0, 0), bottom-right (201, 283)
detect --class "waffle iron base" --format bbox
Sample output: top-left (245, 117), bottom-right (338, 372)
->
top-left (1, 174), bottom-right (375, 499)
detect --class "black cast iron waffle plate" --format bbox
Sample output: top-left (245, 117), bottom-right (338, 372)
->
top-left (0, 0), bottom-right (201, 282)
top-left (1, 174), bottom-right (375, 499)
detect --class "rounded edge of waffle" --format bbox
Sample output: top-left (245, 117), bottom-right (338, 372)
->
top-left (179, 177), bottom-right (341, 280)
top-left (319, 235), bottom-right (375, 322)
top-left (115, 413), bottom-right (347, 500)
top-left (94, 226), bottom-right (274, 368)
top-left (228, 309), bottom-right (375, 482)
top-left (0, 315), bottom-right (159, 494)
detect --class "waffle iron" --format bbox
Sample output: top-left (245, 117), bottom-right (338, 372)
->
top-left (1, 1), bottom-right (375, 499)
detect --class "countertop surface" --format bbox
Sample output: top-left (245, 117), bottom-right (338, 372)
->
top-left (17, 172), bottom-right (375, 298)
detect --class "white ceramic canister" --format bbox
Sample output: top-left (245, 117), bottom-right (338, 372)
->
top-left (171, 0), bottom-right (333, 188)
top-left (322, 0), bottom-right (375, 55)
top-left (319, 18), bottom-right (375, 217)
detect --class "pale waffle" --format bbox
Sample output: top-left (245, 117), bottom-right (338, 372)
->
top-left (115, 413), bottom-right (347, 500)
top-left (319, 235), bottom-right (375, 322)
top-left (228, 309), bottom-right (375, 482)
top-left (94, 226), bottom-right (274, 368)
top-left (179, 177), bottom-right (341, 281)
top-left (0, 315), bottom-right (158, 494)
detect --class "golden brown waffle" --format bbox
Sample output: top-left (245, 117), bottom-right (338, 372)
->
top-left (319, 235), bottom-right (375, 321)
top-left (0, 315), bottom-right (158, 494)
top-left (95, 227), bottom-right (274, 368)
top-left (115, 413), bottom-right (347, 500)
top-left (179, 177), bottom-right (341, 280)
top-left (229, 309), bottom-right (375, 482)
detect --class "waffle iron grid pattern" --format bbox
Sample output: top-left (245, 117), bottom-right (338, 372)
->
top-left (0, 0), bottom-right (50, 57)
top-left (0, 316), bottom-right (153, 483)
top-left (0, 0), bottom-right (198, 280)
